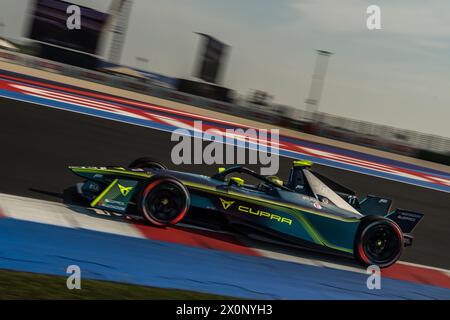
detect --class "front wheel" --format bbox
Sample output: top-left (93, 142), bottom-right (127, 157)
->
top-left (138, 176), bottom-right (190, 227)
top-left (354, 216), bottom-right (404, 268)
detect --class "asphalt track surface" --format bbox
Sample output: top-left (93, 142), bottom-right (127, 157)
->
top-left (0, 96), bottom-right (449, 269)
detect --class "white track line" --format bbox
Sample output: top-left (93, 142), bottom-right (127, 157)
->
top-left (0, 193), bottom-right (144, 239)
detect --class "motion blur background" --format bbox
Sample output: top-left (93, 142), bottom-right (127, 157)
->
top-left (0, 0), bottom-right (449, 300)
top-left (0, 0), bottom-right (449, 164)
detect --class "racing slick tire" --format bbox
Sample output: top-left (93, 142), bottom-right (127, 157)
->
top-left (354, 216), bottom-right (404, 268)
top-left (129, 157), bottom-right (167, 171)
top-left (138, 175), bottom-right (190, 227)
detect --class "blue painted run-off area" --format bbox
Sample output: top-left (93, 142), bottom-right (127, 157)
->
top-left (0, 218), bottom-right (448, 299)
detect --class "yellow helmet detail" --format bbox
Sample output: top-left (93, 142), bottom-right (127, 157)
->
top-left (229, 177), bottom-right (244, 186)
top-left (293, 160), bottom-right (313, 167)
top-left (267, 176), bottom-right (284, 186)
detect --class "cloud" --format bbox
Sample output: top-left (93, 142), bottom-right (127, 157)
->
top-left (291, 0), bottom-right (450, 47)
top-left (380, 2), bottom-right (450, 38)
top-left (291, 0), bottom-right (369, 33)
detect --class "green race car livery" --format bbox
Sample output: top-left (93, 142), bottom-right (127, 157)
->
top-left (70, 158), bottom-right (423, 268)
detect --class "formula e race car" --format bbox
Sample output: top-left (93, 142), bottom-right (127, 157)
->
top-left (69, 158), bottom-right (424, 268)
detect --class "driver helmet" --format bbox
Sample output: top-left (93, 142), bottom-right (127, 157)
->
top-left (267, 176), bottom-right (284, 186)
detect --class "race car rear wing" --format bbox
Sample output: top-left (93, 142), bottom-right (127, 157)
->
top-left (358, 195), bottom-right (392, 216)
top-left (386, 209), bottom-right (424, 234)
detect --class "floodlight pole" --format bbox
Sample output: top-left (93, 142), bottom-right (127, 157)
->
top-left (305, 50), bottom-right (333, 115)
top-left (109, 0), bottom-right (133, 64)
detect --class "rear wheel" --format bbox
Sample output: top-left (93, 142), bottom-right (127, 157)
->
top-left (129, 157), bottom-right (167, 171)
top-left (354, 216), bottom-right (403, 268)
top-left (138, 176), bottom-right (190, 227)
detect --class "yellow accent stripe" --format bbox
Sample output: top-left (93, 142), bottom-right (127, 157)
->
top-left (291, 214), bottom-right (353, 253)
top-left (183, 182), bottom-right (359, 222)
top-left (91, 179), bottom-right (119, 207)
top-left (71, 168), bottom-right (152, 178)
top-left (295, 214), bottom-right (323, 245)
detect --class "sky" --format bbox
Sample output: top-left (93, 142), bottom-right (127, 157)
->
top-left (0, 0), bottom-right (449, 137)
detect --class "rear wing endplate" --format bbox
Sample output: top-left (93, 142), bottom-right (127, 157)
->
top-left (386, 209), bottom-right (424, 234)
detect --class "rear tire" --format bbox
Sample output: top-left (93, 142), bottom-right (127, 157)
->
top-left (138, 176), bottom-right (190, 227)
top-left (129, 157), bottom-right (167, 171)
top-left (354, 216), bottom-right (403, 268)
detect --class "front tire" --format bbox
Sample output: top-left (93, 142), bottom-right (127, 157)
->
top-left (354, 216), bottom-right (404, 268)
top-left (138, 176), bottom-right (190, 227)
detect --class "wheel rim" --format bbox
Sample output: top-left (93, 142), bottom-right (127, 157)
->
top-left (362, 222), bottom-right (402, 265)
top-left (143, 181), bottom-right (187, 223)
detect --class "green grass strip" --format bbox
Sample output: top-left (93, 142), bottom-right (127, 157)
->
top-left (0, 269), bottom-right (236, 300)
